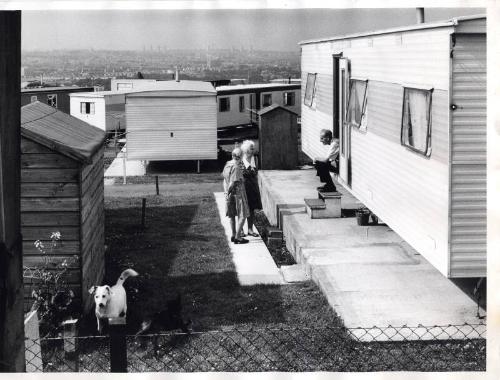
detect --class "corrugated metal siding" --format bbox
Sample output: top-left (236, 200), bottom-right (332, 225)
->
top-left (367, 81), bottom-right (449, 164)
top-left (301, 26), bottom-right (452, 162)
top-left (349, 130), bottom-right (450, 276)
top-left (449, 34), bottom-right (487, 277)
top-left (126, 96), bottom-right (217, 160)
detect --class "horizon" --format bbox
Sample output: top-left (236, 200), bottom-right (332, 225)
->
top-left (21, 8), bottom-right (484, 52)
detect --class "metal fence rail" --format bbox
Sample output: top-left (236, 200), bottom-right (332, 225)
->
top-left (25, 323), bottom-right (486, 372)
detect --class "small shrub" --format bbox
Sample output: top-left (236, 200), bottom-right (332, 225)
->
top-left (23, 232), bottom-right (79, 336)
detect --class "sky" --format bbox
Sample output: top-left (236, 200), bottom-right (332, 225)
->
top-left (21, 7), bottom-right (485, 51)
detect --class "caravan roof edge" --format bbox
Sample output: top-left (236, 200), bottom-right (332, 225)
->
top-left (298, 14), bottom-right (485, 46)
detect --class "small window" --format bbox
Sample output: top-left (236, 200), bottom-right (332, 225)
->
top-left (117, 83), bottom-right (133, 91)
top-left (346, 79), bottom-right (368, 128)
top-left (401, 87), bottom-right (433, 155)
top-left (283, 92), bottom-right (295, 106)
top-left (30, 95), bottom-right (37, 103)
top-left (239, 96), bottom-right (245, 112)
top-left (80, 102), bottom-right (95, 115)
top-left (262, 93), bottom-right (272, 107)
top-left (47, 94), bottom-right (57, 108)
top-left (304, 73), bottom-right (317, 107)
top-left (219, 97), bottom-right (230, 112)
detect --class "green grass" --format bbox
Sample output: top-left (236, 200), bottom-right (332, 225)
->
top-left (97, 171), bottom-right (343, 334)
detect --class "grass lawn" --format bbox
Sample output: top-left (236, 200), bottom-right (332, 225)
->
top-left (90, 169), bottom-right (343, 335)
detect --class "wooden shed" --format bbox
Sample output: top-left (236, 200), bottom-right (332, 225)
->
top-left (299, 15), bottom-right (486, 278)
top-left (257, 104), bottom-right (299, 170)
top-left (21, 101), bottom-right (106, 313)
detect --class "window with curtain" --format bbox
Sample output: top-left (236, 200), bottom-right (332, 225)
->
top-left (401, 87), bottom-right (432, 155)
top-left (304, 73), bottom-right (317, 107)
top-left (346, 79), bottom-right (368, 128)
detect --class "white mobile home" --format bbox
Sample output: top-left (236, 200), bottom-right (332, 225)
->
top-left (216, 83), bottom-right (301, 128)
top-left (299, 15), bottom-right (486, 278)
top-left (126, 80), bottom-right (217, 161)
top-left (70, 91), bottom-right (126, 132)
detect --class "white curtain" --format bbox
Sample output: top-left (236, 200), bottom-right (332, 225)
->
top-left (402, 89), bottom-right (430, 153)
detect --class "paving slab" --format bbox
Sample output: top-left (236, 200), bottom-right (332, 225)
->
top-left (280, 264), bottom-right (310, 283)
top-left (214, 192), bottom-right (283, 286)
top-left (259, 169), bottom-right (485, 339)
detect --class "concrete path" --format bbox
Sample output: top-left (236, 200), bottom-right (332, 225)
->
top-left (259, 170), bottom-right (485, 339)
top-left (214, 192), bottom-right (283, 286)
top-left (104, 145), bottom-right (146, 177)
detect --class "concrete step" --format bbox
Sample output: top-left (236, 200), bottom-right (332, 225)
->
top-left (304, 198), bottom-right (341, 219)
top-left (280, 264), bottom-right (310, 283)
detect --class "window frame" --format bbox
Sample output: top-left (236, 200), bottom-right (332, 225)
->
top-left (400, 86), bottom-right (433, 157)
top-left (262, 93), bottom-right (272, 107)
top-left (304, 73), bottom-right (317, 107)
top-left (283, 91), bottom-right (295, 107)
top-left (346, 79), bottom-right (368, 129)
top-left (239, 96), bottom-right (245, 113)
top-left (219, 97), bottom-right (230, 112)
top-left (80, 101), bottom-right (95, 115)
top-left (47, 94), bottom-right (57, 108)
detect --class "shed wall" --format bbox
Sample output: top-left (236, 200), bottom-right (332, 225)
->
top-left (20, 137), bottom-right (82, 309)
top-left (80, 145), bottom-right (105, 311)
top-left (126, 96), bottom-right (217, 160)
top-left (449, 34), bottom-right (487, 277)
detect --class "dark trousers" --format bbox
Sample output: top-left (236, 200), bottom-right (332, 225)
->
top-left (314, 161), bottom-right (337, 189)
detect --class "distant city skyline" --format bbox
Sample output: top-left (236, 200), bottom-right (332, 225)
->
top-left (22, 8), bottom-right (484, 52)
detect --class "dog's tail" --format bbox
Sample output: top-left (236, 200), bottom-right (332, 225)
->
top-left (116, 268), bottom-right (138, 286)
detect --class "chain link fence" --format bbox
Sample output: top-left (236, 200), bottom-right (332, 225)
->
top-left (24, 323), bottom-right (486, 372)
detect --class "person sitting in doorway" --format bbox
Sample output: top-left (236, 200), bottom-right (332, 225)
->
top-left (313, 129), bottom-right (339, 192)
top-left (222, 148), bottom-right (250, 244)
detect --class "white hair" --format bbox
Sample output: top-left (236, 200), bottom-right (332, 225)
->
top-left (240, 140), bottom-right (255, 154)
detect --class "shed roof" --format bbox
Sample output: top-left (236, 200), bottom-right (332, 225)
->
top-left (126, 80), bottom-right (216, 98)
top-left (257, 104), bottom-right (298, 116)
top-left (21, 102), bottom-right (106, 164)
top-left (299, 14), bottom-right (486, 46)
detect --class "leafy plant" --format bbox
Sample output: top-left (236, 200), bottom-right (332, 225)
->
top-left (23, 232), bottom-right (79, 336)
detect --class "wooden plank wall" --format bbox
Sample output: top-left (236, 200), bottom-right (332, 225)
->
top-left (20, 137), bottom-right (82, 310)
top-left (80, 145), bottom-right (105, 312)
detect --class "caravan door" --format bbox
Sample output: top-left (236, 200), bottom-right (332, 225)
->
top-left (338, 57), bottom-right (351, 187)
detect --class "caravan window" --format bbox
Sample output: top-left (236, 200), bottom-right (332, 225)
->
top-left (262, 93), bottom-right (272, 107)
top-left (47, 94), bottom-right (57, 108)
top-left (401, 87), bottom-right (432, 156)
top-left (346, 79), bottom-right (368, 128)
top-left (219, 97), bottom-right (230, 112)
top-left (283, 92), bottom-right (295, 106)
top-left (304, 73), bottom-right (317, 107)
top-left (239, 96), bottom-right (245, 112)
top-left (80, 102), bottom-right (95, 115)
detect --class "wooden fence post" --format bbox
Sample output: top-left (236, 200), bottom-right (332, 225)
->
top-left (109, 317), bottom-right (127, 372)
top-left (141, 198), bottom-right (146, 229)
top-left (155, 176), bottom-right (159, 195)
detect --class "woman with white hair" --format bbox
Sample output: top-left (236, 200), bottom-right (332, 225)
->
top-left (240, 140), bottom-right (262, 237)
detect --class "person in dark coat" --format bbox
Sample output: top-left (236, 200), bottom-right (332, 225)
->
top-left (314, 129), bottom-right (339, 192)
top-left (240, 140), bottom-right (262, 237)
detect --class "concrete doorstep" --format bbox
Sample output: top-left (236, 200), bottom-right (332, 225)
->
top-left (259, 170), bottom-right (485, 341)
